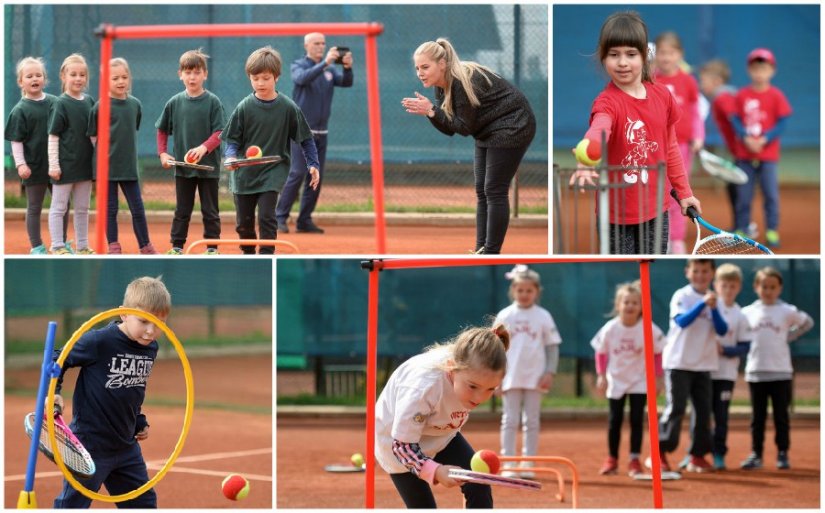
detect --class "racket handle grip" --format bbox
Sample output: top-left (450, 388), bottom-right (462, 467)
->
top-left (670, 188), bottom-right (699, 219)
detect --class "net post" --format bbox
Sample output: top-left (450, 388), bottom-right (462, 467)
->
top-left (94, 28), bottom-right (113, 255)
top-left (364, 30), bottom-right (387, 254)
top-left (639, 260), bottom-right (664, 508)
top-left (365, 265), bottom-right (380, 508)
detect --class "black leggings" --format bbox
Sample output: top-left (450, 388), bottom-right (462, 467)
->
top-left (473, 144), bottom-right (530, 254)
top-left (389, 432), bottom-right (492, 509)
top-left (748, 380), bottom-right (792, 456)
top-left (608, 394), bottom-right (647, 458)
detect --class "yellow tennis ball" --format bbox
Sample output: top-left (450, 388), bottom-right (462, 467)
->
top-left (222, 474), bottom-right (250, 501)
top-left (351, 453), bottom-right (365, 467)
top-left (575, 138), bottom-right (601, 166)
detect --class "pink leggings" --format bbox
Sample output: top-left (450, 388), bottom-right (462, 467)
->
top-left (668, 143), bottom-right (693, 242)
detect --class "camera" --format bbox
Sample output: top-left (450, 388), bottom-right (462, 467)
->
top-left (334, 46), bottom-right (350, 65)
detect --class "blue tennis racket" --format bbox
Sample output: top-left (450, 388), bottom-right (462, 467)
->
top-left (670, 190), bottom-right (773, 255)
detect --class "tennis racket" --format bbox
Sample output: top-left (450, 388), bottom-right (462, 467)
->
top-left (224, 155), bottom-right (283, 170)
top-left (24, 407), bottom-right (96, 479)
top-left (698, 149), bottom-right (748, 185)
top-left (447, 469), bottom-right (542, 491)
top-left (165, 159), bottom-right (215, 171)
top-left (670, 189), bottom-right (773, 255)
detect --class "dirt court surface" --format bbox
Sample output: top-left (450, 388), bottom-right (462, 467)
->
top-left (4, 217), bottom-right (548, 255)
top-left (5, 355), bottom-right (272, 509)
top-left (277, 415), bottom-right (819, 509)
top-left (555, 185), bottom-right (819, 254)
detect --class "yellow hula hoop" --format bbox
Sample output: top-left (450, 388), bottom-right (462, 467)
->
top-left (46, 307), bottom-right (195, 503)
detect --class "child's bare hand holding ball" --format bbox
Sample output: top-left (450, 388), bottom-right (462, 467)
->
top-left (185, 145), bottom-right (207, 164)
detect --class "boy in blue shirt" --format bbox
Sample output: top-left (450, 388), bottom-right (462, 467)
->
top-left (53, 276), bottom-right (171, 508)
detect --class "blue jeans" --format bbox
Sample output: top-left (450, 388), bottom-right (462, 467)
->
top-left (734, 160), bottom-right (779, 232)
top-left (107, 180), bottom-right (150, 248)
top-left (54, 442), bottom-right (156, 508)
top-left (276, 134), bottom-right (327, 228)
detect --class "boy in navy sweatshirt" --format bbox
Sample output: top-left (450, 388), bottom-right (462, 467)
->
top-left (53, 276), bottom-right (171, 508)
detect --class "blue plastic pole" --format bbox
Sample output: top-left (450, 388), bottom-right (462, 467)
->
top-left (23, 321), bottom-right (58, 493)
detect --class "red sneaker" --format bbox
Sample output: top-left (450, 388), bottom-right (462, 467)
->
top-left (599, 456), bottom-right (618, 475)
top-left (646, 453), bottom-right (673, 472)
top-left (627, 457), bottom-right (643, 476)
top-left (687, 455), bottom-right (714, 473)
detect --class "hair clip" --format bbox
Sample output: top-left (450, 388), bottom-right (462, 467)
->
top-left (504, 264), bottom-right (529, 280)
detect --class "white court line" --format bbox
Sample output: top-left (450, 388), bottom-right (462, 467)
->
top-left (6, 448), bottom-right (273, 482)
top-left (145, 465), bottom-right (272, 481)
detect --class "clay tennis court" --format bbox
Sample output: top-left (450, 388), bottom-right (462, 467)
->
top-left (4, 355), bottom-right (272, 509)
top-left (277, 414), bottom-right (819, 508)
top-left (3, 215), bottom-right (547, 255)
top-left (555, 184), bottom-right (819, 254)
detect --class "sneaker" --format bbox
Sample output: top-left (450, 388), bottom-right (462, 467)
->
top-left (686, 455), bottom-right (714, 473)
top-left (166, 247), bottom-right (183, 255)
top-left (677, 455), bottom-right (691, 471)
top-left (108, 242), bottom-right (122, 254)
top-left (712, 453), bottom-right (726, 470)
top-left (519, 461), bottom-right (535, 479)
top-left (501, 463), bottom-right (519, 478)
top-left (627, 457), bottom-right (643, 476)
top-left (30, 244), bottom-right (48, 255)
top-left (75, 247), bottom-right (96, 255)
top-left (140, 243), bottom-right (159, 255)
top-left (204, 248), bottom-right (220, 255)
top-left (52, 247), bottom-right (73, 255)
top-left (644, 453), bottom-right (672, 472)
top-left (777, 451), bottom-right (790, 470)
top-left (740, 453), bottom-right (763, 470)
top-left (277, 220), bottom-right (290, 233)
top-left (296, 222), bottom-right (324, 234)
top-left (766, 229), bottom-right (780, 247)
top-left (65, 239), bottom-right (75, 254)
top-left (599, 456), bottom-right (618, 475)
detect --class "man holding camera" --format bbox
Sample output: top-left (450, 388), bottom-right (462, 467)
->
top-left (276, 32), bottom-right (354, 234)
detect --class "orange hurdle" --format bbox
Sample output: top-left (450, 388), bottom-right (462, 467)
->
top-left (184, 239), bottom-right (300, 254)
top-left (499, 456), bottom-right (579, 509)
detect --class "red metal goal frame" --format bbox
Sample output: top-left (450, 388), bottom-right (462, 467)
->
top-left (93, 22), bottom-right (386, 254)
top-left (361, 258), bottom-right (666, 508)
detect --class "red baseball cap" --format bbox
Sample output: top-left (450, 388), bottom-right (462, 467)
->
top-left (747, 48), bottom-right (776, 66)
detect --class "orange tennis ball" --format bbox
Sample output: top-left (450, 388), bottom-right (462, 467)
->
top-left (184, 153), bottom-right (197, 164)
top-left (222, 474), bottom-right (250, 501)
top-left (245, 145), bottom-right (262, 159)
top-left (470, 450), bottom-right (500, 475)
top-left (575, 138), bottom-right (601, 166)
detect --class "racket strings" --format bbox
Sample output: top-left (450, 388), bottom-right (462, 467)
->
top-left (696, 234), bottom-right (765, 255)
top-left (37, 417), bottom-right (95, 476)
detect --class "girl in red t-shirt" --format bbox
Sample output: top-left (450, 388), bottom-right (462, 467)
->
top-left (653, 32), bottom-right (704, 254)
top-left (570, 11), bottom-right (701, 255)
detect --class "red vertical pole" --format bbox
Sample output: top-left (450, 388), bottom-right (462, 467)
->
top-left (95, 31), bottom-right (113, 255)
top-left (640, 261), bottom-right (664, 508)
top-left (365, 266), bottom-right (380, 507)
top-left (364, 33), bottom-right (387, 254)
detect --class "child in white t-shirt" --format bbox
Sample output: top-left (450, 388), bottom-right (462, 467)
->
top-left (654, 259), bottom-right (728, 474)
top-left (494, 265), bottom-right (561, 478)
top-left (375, 324), bottom-right (510, 508)
top-left (740, 266), bottom-right (813, 471)
top-left (592, 280), bottom-right (666, 476)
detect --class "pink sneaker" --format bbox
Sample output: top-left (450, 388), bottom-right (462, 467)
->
top-left (599, 456), bottom-right (618, 475)
top-left (140, 243), bottom-right (159, 255)
top-left (627, 457), bottom-right (643, 476)
top-left (108, 242), bottom-right (122, 254)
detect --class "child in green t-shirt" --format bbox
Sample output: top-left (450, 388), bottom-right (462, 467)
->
top-left (222, 46), bottom-right (320, 254)
top-left (4, 56), bottom-right (66, 254)
top-left (156, 49), bottom-right (226, 255)
top-left (87, 57), bottom-right (158, 254)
